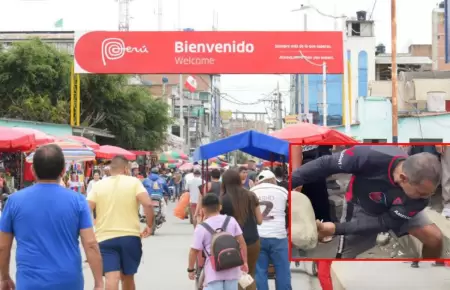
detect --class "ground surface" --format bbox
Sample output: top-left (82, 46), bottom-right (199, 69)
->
top-left (8, 202), bottom-right (321, 289)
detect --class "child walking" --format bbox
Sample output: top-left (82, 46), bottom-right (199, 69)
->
top-left (188, 193), bottom-right (248, 290)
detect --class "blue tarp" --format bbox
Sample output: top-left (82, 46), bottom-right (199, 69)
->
top-left (193, 130), bottom-right (289, 162)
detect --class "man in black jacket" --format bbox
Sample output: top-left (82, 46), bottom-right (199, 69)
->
top-left (292, 145), bottom-right (443, 259)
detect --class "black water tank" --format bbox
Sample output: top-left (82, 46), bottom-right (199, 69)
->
top-left (439, 1), bottom-right (445, 8)
top-left (357, 11), bottom-right (367, 21)
top-left (375, 43), bottom-right (386, 55)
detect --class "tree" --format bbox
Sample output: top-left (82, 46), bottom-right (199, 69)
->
top-left (0, 39), bottom-right (171, 150)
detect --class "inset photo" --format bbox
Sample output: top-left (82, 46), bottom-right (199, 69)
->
top-left (289, 144), bottom-right (450, 260)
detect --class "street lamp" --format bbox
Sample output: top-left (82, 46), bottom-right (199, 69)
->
top-left (291, 5), bottom-right (350, 132)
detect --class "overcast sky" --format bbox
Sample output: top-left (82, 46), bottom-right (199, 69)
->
top-left (0, 0), bottom-right (439, 118)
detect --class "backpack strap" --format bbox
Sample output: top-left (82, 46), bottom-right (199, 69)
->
top-left (221, 215), bottom-right (231, 231)
top-left (199, 222), bottom-right (216, 235)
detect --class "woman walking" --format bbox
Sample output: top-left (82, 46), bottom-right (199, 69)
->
top-left (220, 169), bottom-right (263, 290)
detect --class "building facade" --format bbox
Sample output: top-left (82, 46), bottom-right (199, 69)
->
top-left (289, 12), bottom-right (376, 126)
top-left (333, 96), bottom-right (450, 142)
top-left (432, 2), bottom-right (450, 71)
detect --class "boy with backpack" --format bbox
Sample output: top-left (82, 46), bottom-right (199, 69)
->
top-left (188, 193), bottom-right (248, 290)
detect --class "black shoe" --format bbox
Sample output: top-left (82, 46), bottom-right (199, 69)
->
top-left (411, 262), bottom-right (419, 268)
top-left (432, 261), bottom-right (445, 267)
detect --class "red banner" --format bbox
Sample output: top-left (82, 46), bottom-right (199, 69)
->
top-left (74, 31), bottom-right (344, 74)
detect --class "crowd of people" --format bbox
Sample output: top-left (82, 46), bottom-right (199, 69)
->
top-left (0, 143), bottom-right (292, 290)
top-left (185, 161), bottom-right (291, 290)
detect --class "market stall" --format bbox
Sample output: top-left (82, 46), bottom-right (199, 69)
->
top-left (0, 127), bottom-right (37, 191)
top-left (95, 145), bottom-right (136, 161)
top-left (271, 122), bottom-right (358, 144)
top-left (11, 127), bottom-right (55, 146)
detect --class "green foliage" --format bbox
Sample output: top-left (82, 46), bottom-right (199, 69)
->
top-left (0, 39), bottom-right (171, 150)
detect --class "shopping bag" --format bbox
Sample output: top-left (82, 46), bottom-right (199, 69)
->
top-left (174, 192), bottom-right (190, 220)
top-left (290, 190), bottom-right (318, 250)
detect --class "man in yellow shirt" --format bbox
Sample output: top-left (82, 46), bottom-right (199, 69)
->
top-left (87, 155), bottom-right (154, 290)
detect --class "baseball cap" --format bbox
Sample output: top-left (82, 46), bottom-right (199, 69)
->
top-left (151, 167), bottom-right (159, 173)
top-left (131, 162), bottom-right (139, 169)
top-left (256, 170), bottom-right (276, 183)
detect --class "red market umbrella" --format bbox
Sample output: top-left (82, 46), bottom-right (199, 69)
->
top-left (95, 145), bottom-right (136, 161)
top-left (11, 127), bottom-right (55, 146)
top-left (271, 123), bottom-right (357, 144)
top-left (0, 127), bottom-right (36, 152)
top-left (63, 135), bottom-right (100, 150)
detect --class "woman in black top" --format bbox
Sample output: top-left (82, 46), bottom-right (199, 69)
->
top-left (220, 169), bottom-right (263, 290)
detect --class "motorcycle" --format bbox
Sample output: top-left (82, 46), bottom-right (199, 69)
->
top-left (140, 194), bottom-right (165, 235)
top-left (150, 194), bottom-right (165, 234)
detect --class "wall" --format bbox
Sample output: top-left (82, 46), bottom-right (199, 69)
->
top-left (294, 28), bottom-right (376, 126)
top-left (346, 33), bottom-right (376, 123)
top-left (433, 8), bottom-right (450, 70)
top-left (334, 97), bottom-right (450, 142)
top-left (409, 44), bottom-right (432, 57)
top-left (369, 80), bottom-right (412, 111)
top-left (0, 119), bottom-right (73, 136)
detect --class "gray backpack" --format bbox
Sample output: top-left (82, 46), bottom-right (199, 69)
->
top-left (200, 216), bottom-right (244, 271)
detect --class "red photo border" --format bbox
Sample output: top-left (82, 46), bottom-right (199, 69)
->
top-left (288, 142), bottom-right (450, 262)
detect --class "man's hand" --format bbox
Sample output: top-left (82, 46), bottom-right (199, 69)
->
top-left (316, 220), bottom-right (336, 240)
top-left (140, 225), bottom-right (152, 238)
top-left (0, 278), bottom-right (15, 290)
top-left (188, 271), bottom-right (196, 280)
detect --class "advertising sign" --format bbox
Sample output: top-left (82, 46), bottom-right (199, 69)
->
top-left (74, 31), bottom-right (344, 74)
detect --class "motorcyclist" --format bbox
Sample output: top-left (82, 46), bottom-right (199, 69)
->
top-left (143, 168), bottom-right (168, 221)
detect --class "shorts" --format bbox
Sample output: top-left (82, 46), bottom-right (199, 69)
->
top-left (336, 201), bottom-right (432, 259)
top-left (99, 236), bottom-right (142, 275)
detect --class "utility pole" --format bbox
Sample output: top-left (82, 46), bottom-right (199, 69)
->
top-left (276, 82), bottom-right (283, 130)
top-left (177, 0), bottom-right (185, 150)
top-left (391, 0), bottom-right (398, 143)
top-left (303, 13), bottom-right (309, 117)
top-left (187, 93), bottom-right (191, 154)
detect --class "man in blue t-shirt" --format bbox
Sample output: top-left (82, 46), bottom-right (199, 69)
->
top-left (0, 144), bottom-right (103, 290)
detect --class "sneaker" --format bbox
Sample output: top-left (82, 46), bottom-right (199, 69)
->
top-left (441, 207), bottom-right (450, 218)
top-left (411, 262), bottom-right (419, 268)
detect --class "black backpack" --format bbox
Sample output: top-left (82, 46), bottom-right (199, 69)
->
top-left (200, 216), bottom-right (244, 271)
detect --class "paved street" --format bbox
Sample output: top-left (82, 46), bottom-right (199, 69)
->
top-left (7, 202), bottom-right (450, 289)
top-left (8, 202), bottom-right (320, 289)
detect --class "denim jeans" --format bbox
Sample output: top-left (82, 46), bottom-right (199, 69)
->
top-left (204, 279), bottom-right (238, 290)
top-left (255, 237), bottom-right (292, 290)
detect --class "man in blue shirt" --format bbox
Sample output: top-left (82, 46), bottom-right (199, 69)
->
top-left (0, 144), bottom-right (103, 290)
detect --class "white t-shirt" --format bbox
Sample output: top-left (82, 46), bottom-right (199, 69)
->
top-left (252, 183), bottom-right (288, 239)
top-left (187, 176), bottom-right (203, 204)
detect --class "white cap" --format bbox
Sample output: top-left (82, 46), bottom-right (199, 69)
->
top-left (256, 170), bottom-right (276, 183)
top-left (131, 162), bottom-right (139, 169)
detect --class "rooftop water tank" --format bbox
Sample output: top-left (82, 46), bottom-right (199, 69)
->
top-left (375, 43), bottom-right (386, 55)
top-left (356, 11), bottom-right (367, 21)
top-left (427, 91), bottom-right (447, 112)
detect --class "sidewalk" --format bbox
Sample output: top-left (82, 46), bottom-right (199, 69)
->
top-left (331, 262), bottom-right (450, 290)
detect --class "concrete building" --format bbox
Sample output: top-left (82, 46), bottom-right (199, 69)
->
top-left (432, 1), bottom-right (449, 71)
top-left (0, 31), bottom-right (75, 54)
top-left (333, 96), bottom-right (450, 142)
top-left (289, 11), bottom-right (376, 126)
